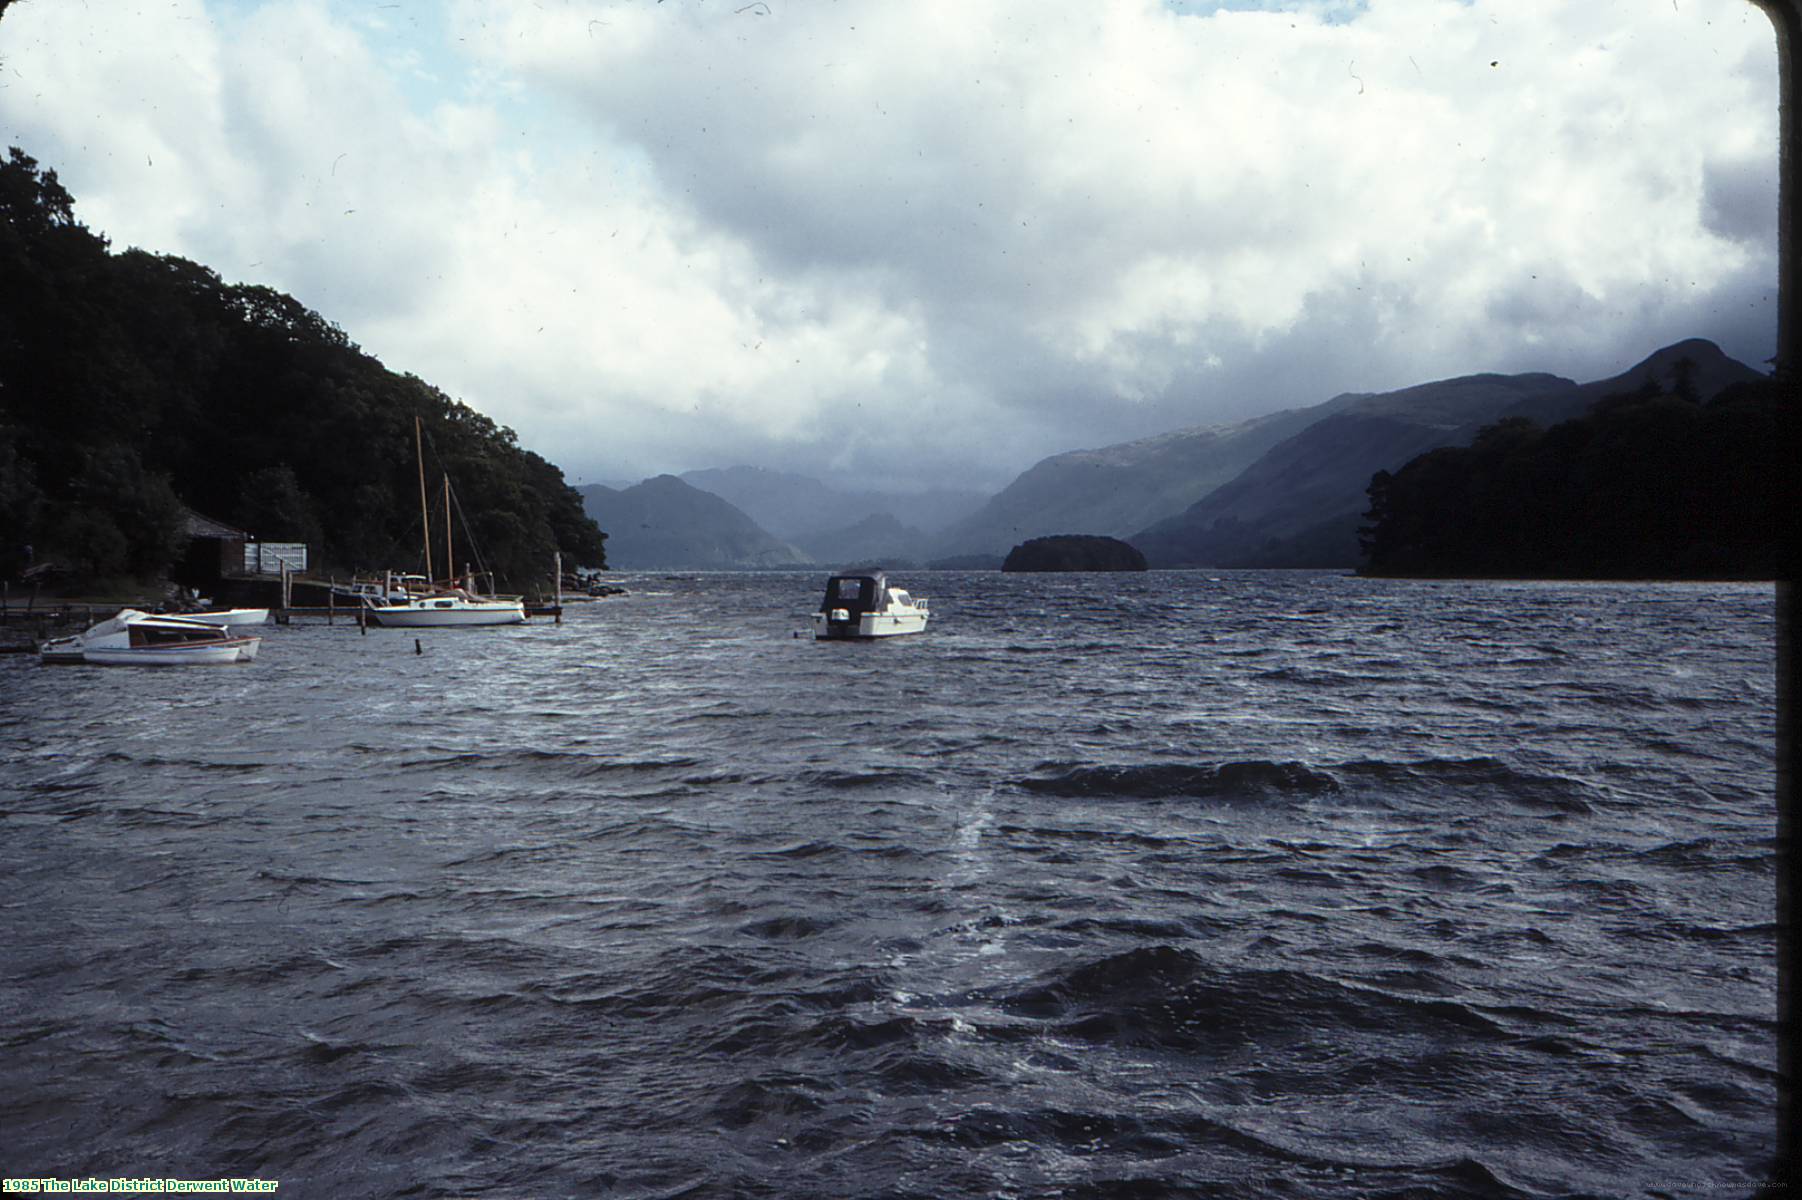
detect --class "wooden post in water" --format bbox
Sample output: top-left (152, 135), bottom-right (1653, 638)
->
top-left (554, 551), bottom-right (563, 624)
top-left (328, 579), bottom-right (335, 625)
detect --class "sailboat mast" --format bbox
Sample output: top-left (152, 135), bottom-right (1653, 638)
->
top-left (415, 415), bottom-right (434, 582)
top-left (443, 475), bottom-right (454, 588)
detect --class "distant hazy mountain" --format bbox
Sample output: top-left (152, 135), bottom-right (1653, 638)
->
top-left (795, 512), bottom-right (931, 570)
top-left (929, 406), bottom-right (1328, 558)
top-left (680, 465), bottom-right (984, 539)
top-left (1132, 339), bottom-right (1765, 568)
top-left (589, 340), bottom-right (1760, 573)
top-left (578, 476), bottom-right (812, 570)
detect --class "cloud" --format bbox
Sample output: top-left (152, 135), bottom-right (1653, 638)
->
top-left (459, 0), bottom-right (1780, 457)
top-left (0, 0), bottom-right (1779, 491)
top-left (1702, 153), bottom-right (1779, 246)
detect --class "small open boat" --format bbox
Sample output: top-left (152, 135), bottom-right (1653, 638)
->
top-left (813, 570), bottom-right (930, 639)
top-left (40, 610), bottom-right (262, 666)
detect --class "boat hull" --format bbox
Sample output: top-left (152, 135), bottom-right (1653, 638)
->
top-left (38, 640), bottom-right (86, 665)
top-left (813, 612), bottom-right (929, 639)
top-left (184, 608), bottom-right (270, 627)
top-left (38, 610), bottom-right (263, 665)
top-left (812, 572), bottom-right (930, 639)
top-left (365, 602), bottom-right (526, 627)
top-left (81, 636), bottom-right (261, 666)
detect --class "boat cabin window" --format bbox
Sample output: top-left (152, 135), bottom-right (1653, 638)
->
top-left (130, 626), bottom-right (223, 646)
top-left (433, 600), bottom-right (454, 608)
top-left (822, 575), bottom-right (882, 614)
top-left (890, 590), bottom-right (910, 606)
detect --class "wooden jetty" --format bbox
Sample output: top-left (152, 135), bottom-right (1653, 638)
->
top-left (2, 555), bottom-right (585, 650)
top-left (270, 601), bottom-right (563, 624)
top-left (269, 567), bottom-right (564, 625)
top-left (0, 602), bottom-right (111, 653)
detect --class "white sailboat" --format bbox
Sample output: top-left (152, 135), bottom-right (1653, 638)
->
top-left (360, 418), bottom-right (526, 628)
top-left (361, 575), bottom-right (525, 627)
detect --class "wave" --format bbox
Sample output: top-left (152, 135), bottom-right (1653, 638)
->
top-left (1636, 837), bottom-right (1776, 873)
top-left (1018, 760), bottom-right (1341, 800)
top-left (750, 839), bottom-right (843, 860)
top-left (1254, 666), bottom-right (1387, 687)
top-left (795, 768), bottom-right (941, 790)
top-left (1335, 756), bottom-right (1599, 813)
top-left (393, 748), bottom-right (704, 777)
top-left (738, 914), bottom-right (840, 941)
top-left (709, 1073), bottom-right (831, 1129)
top-left (992, 945), bottom-right (1511, 1056)
top-left (1014, 755), bottom-right (1601, 813)
top-left (903, 1108), bottom-right (1548, 1198)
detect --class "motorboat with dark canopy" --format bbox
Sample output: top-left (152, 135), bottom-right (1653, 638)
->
top-left (813, 570), bottom-right (930, 639)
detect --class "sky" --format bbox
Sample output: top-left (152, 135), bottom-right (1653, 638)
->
top-left (0, 0), bottom-right (1780, 493)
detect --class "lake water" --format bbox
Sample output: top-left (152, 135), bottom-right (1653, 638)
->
top-left (0, 571), bottom-right (1779, 1197)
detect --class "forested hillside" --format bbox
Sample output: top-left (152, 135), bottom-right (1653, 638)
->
top-left (1358, 376), bottom-right (1788, 579)
top-left (0, 147), bottom-right (605, 589)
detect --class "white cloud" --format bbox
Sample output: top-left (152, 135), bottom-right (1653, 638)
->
top-left (0, 0), bottom-right (1779, 490)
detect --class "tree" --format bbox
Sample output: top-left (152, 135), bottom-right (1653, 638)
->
top-left (1670, 355), bottom-right (1699, 403)
top-left (0, 144), bottom-right (610, 588)
top-left (1359, 376), bottom-right (1783, 579)
top-left (1358, 469), bottom-right (1392, 563)
top-left (64, 445), bottom-right (187, 578)
top-left (235, 464), bottom-right (323, 547)
top-left (0, 423), bottom-right (43, 580)
top-left (0, 146), bottom-right (78, 236)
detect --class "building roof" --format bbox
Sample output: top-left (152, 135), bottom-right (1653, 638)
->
top-left (181, 508), bottom-right (248, 540)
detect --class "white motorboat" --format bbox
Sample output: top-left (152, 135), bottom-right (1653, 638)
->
top-left (813, 571), bottom-right (930, 639)
top-left (182, 607), bottom-right (270, 627)
top-left (39, 609), bottom-right (262, 666)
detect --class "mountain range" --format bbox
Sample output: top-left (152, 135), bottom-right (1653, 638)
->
top-left (1132, 339), bottom-right (1761, 567)
top-left (581, 339), bottom-right (1765, 571)
top-left (577, 476), bottom-right (811, 570)
top-left (679, 465), bottom-right (985, 542)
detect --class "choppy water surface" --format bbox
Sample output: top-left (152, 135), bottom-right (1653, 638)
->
top-left (0, 572), bottom-right (1779, 1197)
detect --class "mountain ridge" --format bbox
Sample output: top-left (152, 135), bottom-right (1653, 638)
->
top-left (680, 465), bottom-right (984, 540)
top-left (1132, 339), bottom-right (1765, 568)
top-left (578, 476), bottom-right (811, 570)
top-left (929, 405), bottom-right (1324, 558)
